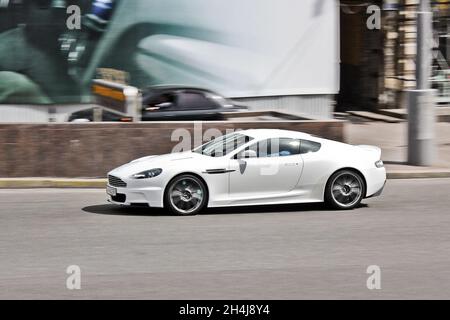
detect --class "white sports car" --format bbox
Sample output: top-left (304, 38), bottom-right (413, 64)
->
top-left (107, 129), bottom-right (386, 215)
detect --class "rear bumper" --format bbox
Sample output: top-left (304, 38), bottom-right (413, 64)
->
top-left (367, 180), bottom-right (386, 198)
top-left (365, 167), bottom-right (387, 198)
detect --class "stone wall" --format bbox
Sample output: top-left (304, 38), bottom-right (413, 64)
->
top-left (0, 121), bottom-right (345, 178)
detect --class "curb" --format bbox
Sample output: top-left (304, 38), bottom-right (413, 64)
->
top-left (0, 179), bottom-right (106, 189)
top-left (387, 171), bottom-right (450, 179)
top-left (1, 172), bottom-right (450, 189)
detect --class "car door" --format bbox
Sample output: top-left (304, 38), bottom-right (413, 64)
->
top-left (228, 138), bottom-right (303, 201)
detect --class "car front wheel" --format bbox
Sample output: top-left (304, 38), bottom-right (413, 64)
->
top-left (325, 170), bottom-right (366, 210)
top-left (165, 174), bottom-right (208, 215)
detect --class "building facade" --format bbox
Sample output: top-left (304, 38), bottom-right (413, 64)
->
top-left (338, 0), bottom-right (450, 111)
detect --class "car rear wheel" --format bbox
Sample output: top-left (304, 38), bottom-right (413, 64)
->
top-left (165, 174), bottom-right (208, 216)
top-left (325, 170), bottom-right (365, 210)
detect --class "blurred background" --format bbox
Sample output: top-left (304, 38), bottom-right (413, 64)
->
top-left (0, 0), bottom-right (449, 177)
top-left (0, 0), bottom-right (338, 121)
top-left (0, 0), bottom-right (448, 122)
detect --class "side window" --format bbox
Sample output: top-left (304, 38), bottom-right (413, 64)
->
top-left (241, 138), bottom-right (301, 158)
top-left (270, 138), bottom-right (301, 157)
top-left (177, 91), bottom-right (213, 110)
top-left (146, 93), bottom-right (175, 109)
top-left (300, 140), bottom-right (321, 154)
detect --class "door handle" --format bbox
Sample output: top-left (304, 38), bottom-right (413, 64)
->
top-left (284, 163), bottom-right (299, 166)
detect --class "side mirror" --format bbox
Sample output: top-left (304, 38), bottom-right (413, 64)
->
top-left (238, 149), bottom-right (257, 159)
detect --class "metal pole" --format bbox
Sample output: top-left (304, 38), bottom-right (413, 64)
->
top-left (407, 0), bottom-right (436, 166)
top-left (416, 0), bottom-right (432, 89)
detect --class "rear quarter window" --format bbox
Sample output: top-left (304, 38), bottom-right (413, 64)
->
top-left (300, 140), bottom-right (321, 154)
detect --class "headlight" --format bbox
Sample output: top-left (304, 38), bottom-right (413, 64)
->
top-left (131, 168), bottom-right (163, 179)
top-left (375, 160), bottom-right (384, 168)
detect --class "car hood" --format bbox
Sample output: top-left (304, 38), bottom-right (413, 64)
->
top-left (108, 151), bottom-right (201, 177)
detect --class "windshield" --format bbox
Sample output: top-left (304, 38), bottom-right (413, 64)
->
top-left (193, 133), bottom-right (253, 157)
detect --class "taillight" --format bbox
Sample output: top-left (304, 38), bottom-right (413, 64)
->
top-left (375, 160), bottom-right (384, 168)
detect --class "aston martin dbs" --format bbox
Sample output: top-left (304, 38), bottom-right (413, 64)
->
top-left (107, 129), bottom-right (386, 215)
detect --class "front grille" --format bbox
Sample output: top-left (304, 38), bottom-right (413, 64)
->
top-left (111, 193), bottom-right (126, 203)
top-left (108, 175), bottom-right (127, 188)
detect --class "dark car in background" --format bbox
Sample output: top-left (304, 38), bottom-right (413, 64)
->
top-left (68, 86), bottom-right (247, 122)
top-left (141, 86), bottom-right (246, 121)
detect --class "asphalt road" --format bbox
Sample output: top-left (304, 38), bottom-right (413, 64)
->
top-left (1, 179), bottom-right (450, 300)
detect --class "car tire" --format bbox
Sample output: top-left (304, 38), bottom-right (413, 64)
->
top-left (164, 174), bottom-right (208, 216)
top-left (325, 169), bottom-right (366, 210)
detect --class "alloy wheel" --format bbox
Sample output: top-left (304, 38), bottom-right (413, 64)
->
top-left (168, 177), bottom-right (205, 215)
top-left (330, 172), bottom-right (363, 208)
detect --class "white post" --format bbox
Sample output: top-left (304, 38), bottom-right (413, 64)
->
top-left (123, 86), bottom-right (141, 122)
top-left (407, 0), bottom-right (436, 166)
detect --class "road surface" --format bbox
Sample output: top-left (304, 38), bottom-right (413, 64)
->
top-left (1, 179), bottom-right (450, 299)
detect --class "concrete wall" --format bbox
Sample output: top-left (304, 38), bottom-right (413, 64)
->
top-left (235, 95), bottom-right (334, 120)
top-left (0, 121), bottom-right (345, 178)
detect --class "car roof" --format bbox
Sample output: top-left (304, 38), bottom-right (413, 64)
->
top-left (240, 129), bottom-right (315, 140)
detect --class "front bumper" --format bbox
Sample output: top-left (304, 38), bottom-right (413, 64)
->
top-left (107, 184), bottom-right (164, 208)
